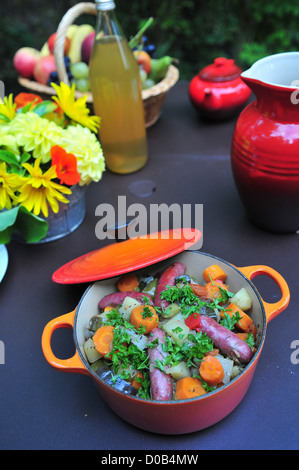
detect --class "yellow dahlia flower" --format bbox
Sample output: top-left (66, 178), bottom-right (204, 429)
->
top-left (16, 157), bottom-right (72, 218)
top-left (51, 82), bottom-right (100, 133)
top-left (59, 124), bottom-right (105, 185)
top-left (10, 112), bottom-right (63, 163)
top-left (0, 125), bottom-right (20, 156)
top-left (0, 162), bottom-right (24, 210)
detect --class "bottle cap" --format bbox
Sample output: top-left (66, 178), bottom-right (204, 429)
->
top-left (95, 0), bottom-right (115, 10)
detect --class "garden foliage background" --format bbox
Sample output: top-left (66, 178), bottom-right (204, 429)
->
top-left (1, 0), bottom-right (299, 85)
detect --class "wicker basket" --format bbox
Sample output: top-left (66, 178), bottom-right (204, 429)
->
top-left (18, 2), bottom-right (179, 128)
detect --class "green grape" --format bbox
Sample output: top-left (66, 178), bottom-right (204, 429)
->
top-left (70, 62), bottom-right (89, 79)
top-left (139, 68), bottom-right (147, 83)
top-left (76, 78), bottom-right (90, 92)
top-left (142, 78), bottom-right (155, 90)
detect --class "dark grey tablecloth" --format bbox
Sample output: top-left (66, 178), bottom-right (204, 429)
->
top-left (0, 80), bottom-right (298, 450)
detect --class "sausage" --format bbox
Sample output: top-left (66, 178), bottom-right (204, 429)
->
top-left (98, 291), bottom-right (153, 310)
top-left (154, 262), bottom-right (186, 309)
top-left (147, 328), bottom-right (173, 401)
top-left (198, 315), bottom-right (253, 364)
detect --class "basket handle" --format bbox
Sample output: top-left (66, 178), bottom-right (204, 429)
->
top-left (54, 2), bottom-right (96, 85)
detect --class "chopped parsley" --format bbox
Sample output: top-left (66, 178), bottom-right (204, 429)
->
top-left (220, 311), bottom-right (242, 330)
top-left (160, 283), bottom-right (206, 317)
top-left (141, 305), bottom-right (154, 319)
top-left (154, 330), bottom-right (214, 372)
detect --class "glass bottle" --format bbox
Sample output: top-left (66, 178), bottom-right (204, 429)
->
top-left (89, 0), bottom-right (148, 174)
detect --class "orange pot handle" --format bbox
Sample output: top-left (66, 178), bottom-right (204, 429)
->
top-left (237, 265), bottom-right (290, 323)
top-left (41, 309), bottom-right (89, 375)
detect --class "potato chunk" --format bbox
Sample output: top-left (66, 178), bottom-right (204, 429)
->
top-left (163, 314), bottom-right (190, 343)
top-left (166, 361), bottom-right (191, 379)
top-left (231, 287), bottom-right (253, 311)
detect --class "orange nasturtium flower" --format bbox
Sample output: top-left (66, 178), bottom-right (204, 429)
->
top-left (50, 145), bottom-right (81, 186)
top-left (14, 93), bottom-right (43, 110)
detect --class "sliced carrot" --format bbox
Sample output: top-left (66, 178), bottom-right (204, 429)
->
top-left (117, 273), bottom-right (139, 292)
top-left (202, 264), bottom-right (227, 283)
top-left (191, 281), bottom-right (228, 301)
top-left (129, 304), bottom-right (159, 334)
top-left (236, 332), bottom-right (248, 341)
top-left (223, 302), bottom-right (253, 332)
top-left (190, 283), bottom-right (207, 299)
top-left (205, 281), bottom-right (229, 300)
top-left (246, 322), bottom-right (257, 338)
top-left (93, 325), bottom-right (115, 356)
top-left (131, 371), bottom-right (144, 389)
top-left (175, 377), bottom-right (206, 400)
top-left (204, 348), bottom-right (220, 357)
top-left (199, 355), bottom-right (224, 387)
top-left (104, 306), bottom-right (113, 312)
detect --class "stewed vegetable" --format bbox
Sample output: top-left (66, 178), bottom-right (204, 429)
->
top-left (83, 263), bottom-right (258, 401)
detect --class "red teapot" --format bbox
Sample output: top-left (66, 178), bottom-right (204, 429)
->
top-left (189, 57), bottom-right (251, 120)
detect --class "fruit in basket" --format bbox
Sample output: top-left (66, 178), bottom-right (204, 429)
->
top-left (68, 24), bottom-right (95, 64)
top-left (133, 50), bottom-right (151, 74)
top-left (66, 24), bottom-right (79, 42)
top-left (76, 78), bottom-right (90, 92)
top-left (33, 55), bottom-right (57, 85)
top-left (148, 56), bottom-right (174, 82)
top-left (48, 33), bottom-right (71, 55)
top-left (70, 62), bottom-right (89, 79)
top-left (81, 31), bottom-right (95, 64)
top-left (47, 57), bottom-right (72, 87)
top-left (13, 47), bottom-right (40, 78)
top-left (70, 61), bottom-right (90, 91)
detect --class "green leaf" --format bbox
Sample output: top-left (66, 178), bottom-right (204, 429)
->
top-left (0, 113), bottom-right (11, 122)
top-left (0, 149), bottom-right (19, 166)
top-left (17, 102), bottom-right (35, 113)
top-left (0, 206), bottom-right (48, 244)
top-left (33, 101), bottom-right (57, 117)
top-left (20, 152), bottom-right (31, 164)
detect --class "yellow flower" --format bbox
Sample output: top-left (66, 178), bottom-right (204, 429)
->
top-left (0, 162), bottom-right (24, 210)
top-left (59, 124), bottom-right (105, 185)
top-left (10, 112), bottom-right (63, 163)
top-left (0, 94), bottom-right (16, 123)
top-left (51, 82), bottom-right (100, 133)
top-left (16, 157), bottom-right (72, 218)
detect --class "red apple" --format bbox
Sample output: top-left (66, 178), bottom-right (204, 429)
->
top-left (81, 31), bottom-right (95, 63)
top-left (13, 47), bottom-right (40, 78)
top-left (133, 50), bottom-right (151, 74)
top-left (48, 33), bottom-right (71, 55)
top-left (33, 55), bottom-right (57, 85)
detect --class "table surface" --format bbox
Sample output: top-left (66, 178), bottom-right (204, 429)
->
top-left (1, 80), bottom-right (298, 451)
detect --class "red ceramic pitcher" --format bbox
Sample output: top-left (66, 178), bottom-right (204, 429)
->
top-left (231, 52), bottom-right (299, 233)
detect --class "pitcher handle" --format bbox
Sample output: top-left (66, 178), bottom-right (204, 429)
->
top-left (237, 265), bottom-right (290, 323)
top-left (41, 309), bottom-right (88, 374)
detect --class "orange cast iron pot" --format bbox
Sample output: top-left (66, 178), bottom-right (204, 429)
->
top-left (41, 251), bottom-right (290, 434)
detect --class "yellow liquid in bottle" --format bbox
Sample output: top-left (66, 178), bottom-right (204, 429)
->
top-left (89, 35), bottom-right (148, 174)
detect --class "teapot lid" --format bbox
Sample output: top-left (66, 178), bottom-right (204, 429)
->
top-left (199, 57), bottom-right (242, 82)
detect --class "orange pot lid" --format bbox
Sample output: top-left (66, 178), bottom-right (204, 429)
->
top-left (52, 228), bottom-right (201, 284)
